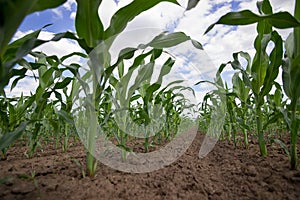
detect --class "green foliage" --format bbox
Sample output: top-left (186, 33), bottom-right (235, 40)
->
top-left (1, 0), bottom-right (299, 178)
top-left (0, 0), bottom-right (67, 57)
top-left (103, 0), bottom-right (179, 40)
top-left (75, 0), bottom-right (104, 48)
top-left (205, 10), bottom-right (300, 34)
top-left (202, 0), bottom-right (300, 168)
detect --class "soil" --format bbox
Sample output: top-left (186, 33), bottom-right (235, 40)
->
top-left (0, 133), bottom-right (300, 200)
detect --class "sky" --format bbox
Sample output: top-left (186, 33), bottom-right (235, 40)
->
top-left (6, 0), bottom-right (295, 102)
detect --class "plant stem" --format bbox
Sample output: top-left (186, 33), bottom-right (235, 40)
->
top-left (256, 104), bottom-right (267, 157)
top-left (242, 127), bottom-right (249, 148)
top-left (86, 88), bottom-right (98, 177)
top-left (290, 104), bottom-right (298, 169)
top-left (289, 0), bottom-right (300, 170)
top-left (86, 108), bottom-right (97, 177)
top-left (63, 123), bottom-right (69, 152)
top-left (242, 104), bottom-right (249, 148)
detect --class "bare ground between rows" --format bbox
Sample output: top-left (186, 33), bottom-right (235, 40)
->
top-left (0, 132), bottom-right (300, 200)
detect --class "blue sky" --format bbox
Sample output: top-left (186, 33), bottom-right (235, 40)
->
top-left (18, 3), bottom-right (76, 33)
top-left (7, 0), bottom-right (295, 99)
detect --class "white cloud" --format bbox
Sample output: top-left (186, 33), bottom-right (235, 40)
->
top-left (63, 0), bottom-right (76, 11)
top-left (70, 11), bottom-right (76, 20)
top-left (98, 0), bottom-right (119, 29)
top-left (52, 8), bottom-right (63, 19)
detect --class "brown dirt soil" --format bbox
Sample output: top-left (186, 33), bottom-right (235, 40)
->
top-left (0, 133), bottom-right (300, 200)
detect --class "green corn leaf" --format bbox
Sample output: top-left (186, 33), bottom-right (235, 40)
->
top-left (119, 47), bottom-right (137, 60)
top-left (102, 47), bottom-right (137, 79)
top-left (54, 91), bottom-right (62, 102)
top-left (0, 122), bottom-right (28, 150)
top-left (61, 52), bottom-right (87, 63)
top-left (145, 83), bottom-right (161, 103)
top-left (128, 62), bottom-right (155, 98)
top-left (10, 76), bottom-right (25, 91)
top-left (107, 32), bottom-right (201, 80)
top-left (17, 95), bottom-right (35, 117)
top-left (75, 0), bottom-right (104, 48)
top-left (232, 72), bottom-right (247, 103)
top-left (157, 57), bottom-right (175, 83)
top-left (104, 0), bottom-right (179, 39)
top-left (30, 0), bottom-right (67, 13)
top-left (3, 27), bottom-right (43, 62)
top-left (8, 103), bottom-right (16, 124)
top-left (0, 0), bottom-right (67, 63)
top-left (52, 31), bottom-right (92, 53)
top-left (274, 139), bottom-right (290, 157)
top-left (25, 61), bottom-right (46, 70)
top-left (130, 94), bottom-right (142, 102)
top-left (257, 0), bottom-right (273, 15)
top-left (231, 53), bottom-right (244, 71)
top-left (274, 88), bottom-right (283, 107)
top-left (146, 32), bottom-right (203, 49)
top-left (54, 77), bottom-right (73, 89)
top-left (150, 49), bottom-right (163, 61)
top-left (117, 60), bottom-right (124, 78)
top-left (40, 68), bottom-right (55, 89)
top-left (290, 54), bottom-right (300, 103)
top-left (236, 117), bottom-right (250, 130)
top-left (282, 34), bottom-right (293, 98)
top-left (260, 31), bottom-right (283, 97)
top-left (148, 32), bottom-right (191, 49)
top-left (117, 50), bottom-right (153, 95)
top-left (9, 68), bottom-right (27, 77)
top-left (215, 64), bottom-right (226, 88)
top-left (205, 10), bottom-right (261, 34)
top-left (205, 10), bottom-right (300, 34)
top-left (42, 91), bottom-right (52, 99)
top-left (108, 76), bottom-right (118, 88)
top-left (285, 33), bottom-right (294, 58)
top-left (251, 33), bottom-right (270, 95)
top-left (282, 61), bottom-right (291, 98)
top-left (158, 80), bottom-right (185, 96)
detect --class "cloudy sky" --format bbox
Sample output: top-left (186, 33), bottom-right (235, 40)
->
top-left (7, 0), bottom-right (295, 100)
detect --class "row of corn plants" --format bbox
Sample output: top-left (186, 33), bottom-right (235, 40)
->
top-left (0, 0), bottom-right (200, 177)
top-left (198, 0), bottom-right (300, 169)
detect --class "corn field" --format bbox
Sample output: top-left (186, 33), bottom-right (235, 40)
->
top-left (0, 0), bottom-right (300, 199)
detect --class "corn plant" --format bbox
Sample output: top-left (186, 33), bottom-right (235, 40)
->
top-left (0, 95), bottom-right (33, 159)
top-left (231, 70), bottom-right (251, 148)
top-left (281, 1), bottom-right (300, 169)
